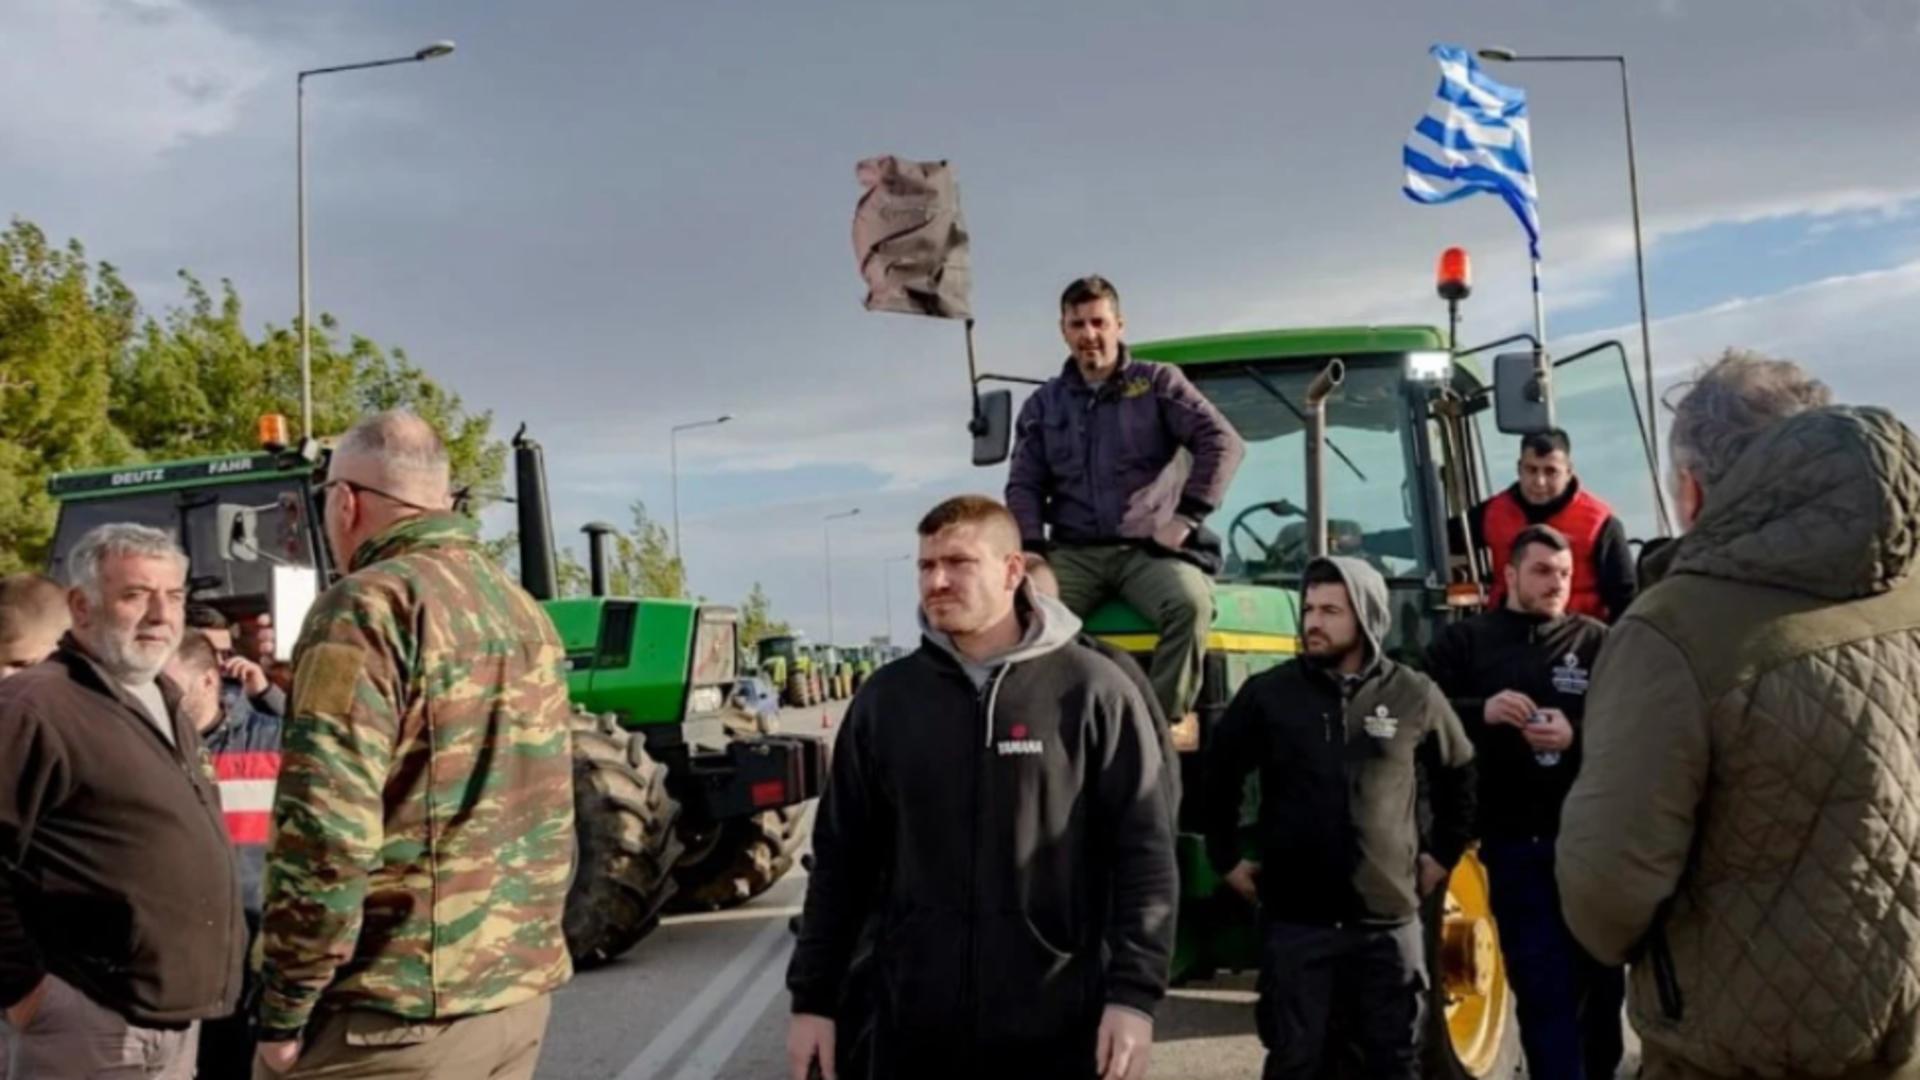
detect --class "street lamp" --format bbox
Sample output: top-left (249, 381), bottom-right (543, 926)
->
top-left (882, 554), bottom-right (915, 646)
top-left (1478, 46), bottom-right (1659, 481)
top-left (297, 40), bottom-right (456, 439)
top-left (669, 414), bottom-right (733, 564)
top-left (823, 508), bottom-right (861, 647)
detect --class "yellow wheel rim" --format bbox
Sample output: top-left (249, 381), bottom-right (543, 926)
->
top-left (1441, 851), bottom-right (1513, 1076)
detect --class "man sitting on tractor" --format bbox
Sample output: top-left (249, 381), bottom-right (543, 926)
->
top-left (1472, 429), bottom-right (1636, 623)
top-left (1006, 274), bottom-right (1246, 730)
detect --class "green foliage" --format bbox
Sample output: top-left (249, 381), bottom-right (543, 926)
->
top-left (738, 581), bottom-right (789, 651)
top-left (0, 217), bottom-right (503, 572)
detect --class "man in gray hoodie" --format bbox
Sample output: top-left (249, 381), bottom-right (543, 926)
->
top-left (788, 495), bottom-right (1175, 1080)
top-left (1206, 557), bottom-right (1476, 1079)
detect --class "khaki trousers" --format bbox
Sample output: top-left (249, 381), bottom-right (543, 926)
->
top-left (1049, 542), bottom-right (1214, 717)
top-left (256, 996), bottom-right (551, 1080)
top-left (9, 976), bottom-right (199, 1080)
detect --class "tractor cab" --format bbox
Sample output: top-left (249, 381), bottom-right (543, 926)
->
top-left (44, 420), bottom-right (330, 659)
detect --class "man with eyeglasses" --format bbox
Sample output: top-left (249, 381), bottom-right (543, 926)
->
top-left (252, 410), bottom-right (574, 1079)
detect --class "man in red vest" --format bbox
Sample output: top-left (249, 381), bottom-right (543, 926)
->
top-left (1472, 430), bottom-right (1636, 622)
top-left (166, 626), bottom-right (282, 1080)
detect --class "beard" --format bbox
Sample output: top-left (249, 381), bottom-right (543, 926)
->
top-left (90, 622), bottom-right (178, 683)
top-left (1302, 630), bottom-right (1361, 668)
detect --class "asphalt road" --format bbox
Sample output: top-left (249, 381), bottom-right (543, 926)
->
top-left (535, 700), bottom-right (1637, 1079)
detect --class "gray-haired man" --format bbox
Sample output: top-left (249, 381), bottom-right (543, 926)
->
top-left (0, 524), bottom-right (245, 1080)
top-left (1559, 350), bottom-right (1920, 1079)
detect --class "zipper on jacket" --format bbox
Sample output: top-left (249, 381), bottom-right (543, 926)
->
top-left (965, 670), bottom-right (1003, 1048)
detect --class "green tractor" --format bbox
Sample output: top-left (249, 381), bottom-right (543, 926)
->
top-left (43, 425), bottom-right (829, 969)
top-left (757, 633), bottom-right (816, 707)
top-left (967, 271), bottom-right (1662, 1076)
top-left (849, 645), bottom-right (879, 693)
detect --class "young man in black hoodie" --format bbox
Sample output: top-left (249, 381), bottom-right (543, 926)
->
top-left (1206, 556), bottom-right (1475, 1079)
top-left (787, 495), bottom-right (1175, 1080)
top-left (1425, 525), bottom-right (1623, 1079)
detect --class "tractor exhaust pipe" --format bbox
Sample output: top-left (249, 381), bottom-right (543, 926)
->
top-left (1304, 359), bottom-right (1346, 560)
top-left (512, 425), bottom-right (559, 601)
top-left (582, 522), bottom-right (615, 598)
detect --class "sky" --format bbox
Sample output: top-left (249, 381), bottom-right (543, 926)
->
top-left (7, 0), bottom-right (1920, 645)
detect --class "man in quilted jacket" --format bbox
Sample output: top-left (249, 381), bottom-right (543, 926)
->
top-left (1558, 349), bottom-right (1920, 1079)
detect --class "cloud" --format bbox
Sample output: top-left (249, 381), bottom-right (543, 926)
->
top-left (0, 0), bottom-right (271, 169)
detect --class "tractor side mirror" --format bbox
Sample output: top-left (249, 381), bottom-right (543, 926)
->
top-left (970, 389), bottom-right (1013, 467)
top-left (1494, 351), bottom-right (1553, 435)
top-left (217, 504), bottom-right (261, 562)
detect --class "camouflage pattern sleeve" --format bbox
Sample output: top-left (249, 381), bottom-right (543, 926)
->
top-left (255, 584), bottom-right (402, 1035)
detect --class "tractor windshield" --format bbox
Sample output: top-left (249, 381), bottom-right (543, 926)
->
top-left (1187, 355), bottom-right (1435, 586)
top-left (50, 477), bottom-right (325, 608)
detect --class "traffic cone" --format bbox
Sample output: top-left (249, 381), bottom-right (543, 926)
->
top-left (820, 709), bottom-right (832, 730)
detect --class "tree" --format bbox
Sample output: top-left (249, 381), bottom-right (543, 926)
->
top-left (738, 581), bottom-right (789, 652)
top-left (0, 217), bottom-right (503, 572)
top-left (598, 501), bottom-right (684, 600)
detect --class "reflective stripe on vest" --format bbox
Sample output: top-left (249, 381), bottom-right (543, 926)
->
top-left (214, 750), bottom-right (279, 848)
top-left (1484, 488), bottom-right (1614, 620)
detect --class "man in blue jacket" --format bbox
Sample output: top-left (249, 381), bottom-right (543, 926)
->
top-left (1005, 275), bottom-right (1245, 732)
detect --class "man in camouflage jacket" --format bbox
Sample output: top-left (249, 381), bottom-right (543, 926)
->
top-left (254, 412), bottom-right (574, 1080)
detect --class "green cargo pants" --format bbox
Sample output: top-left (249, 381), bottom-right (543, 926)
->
top-left (1048, 542), bottom-right (1213, 718)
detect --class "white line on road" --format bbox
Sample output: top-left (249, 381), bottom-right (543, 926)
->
top-left (616, 915), bottom-right (793, 1080)
top-left (665, 938), bottom-right (796, 1080)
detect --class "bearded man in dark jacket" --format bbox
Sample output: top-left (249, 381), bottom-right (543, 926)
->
top-left (1207, 556), bottom-right (1476, 1080)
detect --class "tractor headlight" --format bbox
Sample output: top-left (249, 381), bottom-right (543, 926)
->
top-left (1407, 350), bottom-right (1453, 383)
top-left (688, 686), bottom-right (724, 715)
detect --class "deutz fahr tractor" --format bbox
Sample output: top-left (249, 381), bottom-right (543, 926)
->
top-left (43, 425), bottom-right (828, 970)
top-left (966, 251), bottom-right (1663, 1077)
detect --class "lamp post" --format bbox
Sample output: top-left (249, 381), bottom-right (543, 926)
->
top-left (669, 414), bottom-right (732, 565)
top-left (823, 508), bottom-right (861, 647)
top-left (1478, 46), bottom-right (1659, 481)
top-left (297, 40), bottom-right (456, 439)
top-left (882, 553), bottom-right (914, 646)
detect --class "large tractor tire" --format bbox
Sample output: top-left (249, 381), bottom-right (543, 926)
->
top-left (785, 671), bottom-right (810, 709)
top-left (564, 712), bottom-right (686, 969)
top-left (1421, 852), bottom-right (1525, 1078)
top-left (668, 805), bottom-right (810, 912)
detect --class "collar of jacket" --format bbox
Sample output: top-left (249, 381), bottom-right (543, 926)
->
top-left (1505, 476), bottom-right (1584, 523)
top-left (53, 633), bottom-right (187, 729)
top-left (349, 511), bottom-right (479, 573)
top-left (1491, 605), bottom-right (1569, 638)
top-left (1057, 346), bottom-right (1147, 397)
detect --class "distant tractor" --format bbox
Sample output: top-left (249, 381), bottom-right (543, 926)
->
top-left (757, 633), bottom-right (816, 707)
top-left (45, 425), bottom-right (829, 969)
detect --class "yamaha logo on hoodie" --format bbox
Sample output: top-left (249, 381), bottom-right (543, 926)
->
top-left (997, 722), bottom-right (1044, 756)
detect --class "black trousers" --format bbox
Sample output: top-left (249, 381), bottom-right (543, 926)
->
top-left (1256, 919), bottom-right (1427, 1080)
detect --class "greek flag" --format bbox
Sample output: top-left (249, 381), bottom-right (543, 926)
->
top-left (1403, 44), bottom-right (1540, 258)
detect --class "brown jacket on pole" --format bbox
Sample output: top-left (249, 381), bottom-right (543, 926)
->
top-left (0, 639), bottom-right (245, 1026)
top-left (1558, 407), bottom-right (1920, 1079)
top-left (852, 155), bottom-right (972, 320)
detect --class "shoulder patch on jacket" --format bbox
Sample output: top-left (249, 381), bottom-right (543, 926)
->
top-left (294, 643), bottom-right (364, 717)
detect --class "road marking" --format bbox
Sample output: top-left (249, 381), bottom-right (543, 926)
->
top-left (615, 914), bottom-right (792, 1080)
top-left (666, 937), bottom-right (796, 1080)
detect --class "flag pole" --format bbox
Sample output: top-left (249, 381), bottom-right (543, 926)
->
top-left (1531, 250), bottom-right (1555, 427)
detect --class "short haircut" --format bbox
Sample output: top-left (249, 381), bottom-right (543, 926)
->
top-left (65, 523), bottom-right (186, 603)
top-left (334, 409), bottom-right (452, 494)
top-left (1520, 429), bottom-right (1572, 458)
top-left (1060, 275), bottom-right (1121, 315)
top-left (173, 628), bottom-right (221, 677)
top-left (185, 604), bottom-right (230, 631)
top-left (0, 573), bottom-right (67, 644)
top-left (1303, 560), bottom-right (1348, 591)
top-left (1668, 349), bottom-right (1832, 488)
top-left (1509, 524), bottom-right (1571, 565)
top-left (918, 495), bottom-right (1021, 552)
